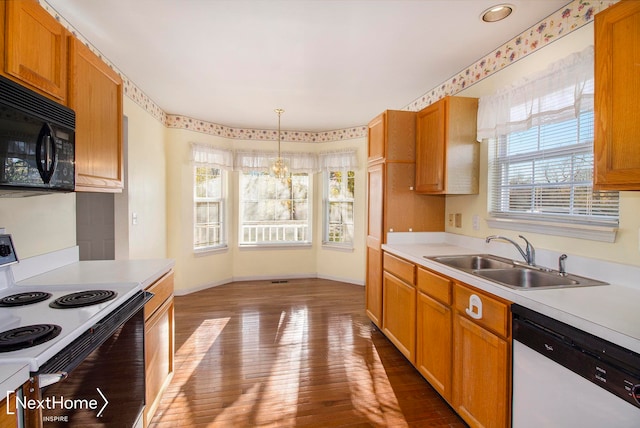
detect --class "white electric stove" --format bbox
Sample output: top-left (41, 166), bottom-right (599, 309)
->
top-left (0, 234), bottom-right (141, 371)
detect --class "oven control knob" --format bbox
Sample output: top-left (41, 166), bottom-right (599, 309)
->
top-left (0, 244), bottom-right (11, 257)
top-left (632, 385), bottom-right (640, 405)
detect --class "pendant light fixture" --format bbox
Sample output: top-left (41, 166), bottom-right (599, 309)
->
top-left (270, 108), bottom-right (289, 179)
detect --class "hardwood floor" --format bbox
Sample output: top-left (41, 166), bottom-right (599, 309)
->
top-left (149, 278), bottom-right (466, 427)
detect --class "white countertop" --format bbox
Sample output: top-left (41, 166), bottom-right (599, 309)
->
top-left (17, 259), bottom-right (175, 289)
top-left (383, 235), bottom-right (640, 355)
top-left (0, 362), bottom-right (29, 395)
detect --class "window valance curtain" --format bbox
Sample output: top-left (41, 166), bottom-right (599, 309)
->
top-left (477, 45), bottom-right (594, 141)
top-left (190, 143), bottom-right (234, 170)
top-left (318, 149), bottom-right (359, 171)
top-left (234, 151), bottom-right (318, 173)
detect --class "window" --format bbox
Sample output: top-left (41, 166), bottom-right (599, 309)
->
top-left (194, 166), bottom-right (225, 250)
top-left (479, 46), bottom-right (619, 238)
top-left (239, 172), bottom-right (311, 245)
top-left (324, 169), bottom-right (355, 246)
top-left (191, 143), bottom-right (233, 251)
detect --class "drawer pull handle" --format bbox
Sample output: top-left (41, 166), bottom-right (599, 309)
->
top-left (465, 294), bottom-right (483, 320)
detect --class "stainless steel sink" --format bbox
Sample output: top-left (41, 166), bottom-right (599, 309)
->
top-left (427, 254), bottom-right (516, 270)
top-left (426, 254), bottom-right (608, 290)
top-left (473, 268), bottom-right (583, 289)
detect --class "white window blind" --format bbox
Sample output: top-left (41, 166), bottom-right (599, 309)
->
top-left (479, 46), bottom-right (619, 228)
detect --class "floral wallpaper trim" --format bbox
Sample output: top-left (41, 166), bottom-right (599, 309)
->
top-left (405, 0), bottom-right (619, 112)
top-left (41, 0), bottom-right (617, 143)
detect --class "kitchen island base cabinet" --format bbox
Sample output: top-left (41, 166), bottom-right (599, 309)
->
top-left (144, 270), bottom-right (175, 427)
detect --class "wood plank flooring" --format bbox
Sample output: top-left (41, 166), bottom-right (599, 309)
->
top-left (149, 278), bottom-right (466, 428)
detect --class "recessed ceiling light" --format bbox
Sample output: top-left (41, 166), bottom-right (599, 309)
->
top-left (481, 4), bottom-right (514, 22)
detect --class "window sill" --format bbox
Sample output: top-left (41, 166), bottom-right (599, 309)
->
top-left (321, 243), bottom-right (354, 252)
top-left (486, 217), bottom-right (617, 243)
top-left (194, 245), bottom-right (229, 256)
top-left (239, 243), bottom-right (313, 251)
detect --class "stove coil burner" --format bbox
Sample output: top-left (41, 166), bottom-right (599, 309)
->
top-left (49, 289), bottom-right (118, 309)
top-left (0, 291), bottom-right (52, 307)
top-left (0, 324), bottom-right (62, 352)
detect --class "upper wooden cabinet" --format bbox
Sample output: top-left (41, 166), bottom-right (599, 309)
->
top-left (415, 96), bottom-right (479, 194)
top-left (594, 0), bottom-right (640, 190)
top-left (2, 0), bottom-right (68, 103)
top-left (368, 110), bottom-right (417, 163)
top-left (69, 37), bottom-right (124, 192)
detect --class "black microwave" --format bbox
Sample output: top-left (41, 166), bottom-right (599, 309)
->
top-left (0, 74), bottom-right (75, 196)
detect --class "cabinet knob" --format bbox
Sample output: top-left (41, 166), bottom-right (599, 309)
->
top-left (409, 186), bottom-right (414, 191)
top-left (389, 228), bottom-right (394, 232)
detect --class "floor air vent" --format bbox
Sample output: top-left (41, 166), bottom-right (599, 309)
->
top-left (271, 280), bottom-right (289, 284)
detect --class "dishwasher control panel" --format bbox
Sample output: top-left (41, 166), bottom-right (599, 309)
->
top-left (513, 304), bottom-right (640, 411)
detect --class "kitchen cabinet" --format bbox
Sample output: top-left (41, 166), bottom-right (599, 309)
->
top-left (0, 391), bottom-right (18, 428)
top-left (144, 269), bottom-right (175, 426)
top-left (382, 252), bottom-right (416, 363)
top-left (416, 267), bottom-right (453, 402)
top-left (2, 0), bottom-right (68, 103)
top-left (415, 96), bottom-right (479, 194)
top-left (594, 0), bottom-right (640, 190)
top-left (69, 36), bottom-right (124, 192)
top-left (452, 282), bottom-right (511, 428)
top-left (365, 110), bottom-right (445, 327)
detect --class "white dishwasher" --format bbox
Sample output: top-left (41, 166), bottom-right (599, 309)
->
top-left (512, 304), bottom-right (640, 428)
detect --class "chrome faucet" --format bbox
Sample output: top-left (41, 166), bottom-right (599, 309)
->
top-left (558, 254), bottom-right (568, 276)
top-left (485, 234), bottom-right (536, 266)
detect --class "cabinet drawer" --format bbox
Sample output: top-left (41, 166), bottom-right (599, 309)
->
top-left (145, 270), bottom-right (174, 320)
top-left (453, 283), bottom-right (509, 338)
top-left (383, 252), bottom-right (415, 285)
top-left (417, 267), bottom-right (451, 305)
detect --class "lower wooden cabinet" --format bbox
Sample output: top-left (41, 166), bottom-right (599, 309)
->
top-left (416, 286), bottom-right (452, 401)
top-left (144, 270), bottom-right (175, 426)
top-left (378, 252), bottom-right (512, 427)
top-left (382, 271), bottom-right (416, 363)
top-left (452, 283), bottom-right (511, 428)
top-left (365, 245), bottom-right (383, 327)
top-left (0, 390), bottom-right (18, 428)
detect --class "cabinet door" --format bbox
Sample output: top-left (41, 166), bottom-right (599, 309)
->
top-left (368, 112), bottom-right (386, 162)
top-left (382, 271), bottom-right (416, 363)
top-left (416, 99), bottom-right (446, 193)
top-left (4, 0), bottom-right (67, 102)
top-left (69, 37), bottom-right (124, 192)
top-left (367, 163), bottom-right (384, 246)
top-left (453, 313), bottom-right (509, 428)
top-left (417, 291), bottom-right (452, 402)
top-left (144, 298), bottom-right (175, 426)
top-left (595, 1), bottom-right (640, 190)
top-left (0, 392), bottom-right (18, 428)
top-left (366, 245), bottom-right (383, 327)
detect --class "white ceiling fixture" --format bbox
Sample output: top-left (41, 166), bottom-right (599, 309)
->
top-left (46, 0), bottom-right (570, 132)
top-left (481, 4), bottom-right (515, 22)
top-left (270, 108), bottom-right (289, 179)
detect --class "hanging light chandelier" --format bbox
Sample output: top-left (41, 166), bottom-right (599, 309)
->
top-left (270, 108), bottom-right (289, 179)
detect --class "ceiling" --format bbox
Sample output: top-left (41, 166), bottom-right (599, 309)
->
top-left (47, 0), bottom-right (570, 132)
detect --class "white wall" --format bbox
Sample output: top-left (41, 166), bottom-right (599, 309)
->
top-left (448, 23), bottom-right (640, 267)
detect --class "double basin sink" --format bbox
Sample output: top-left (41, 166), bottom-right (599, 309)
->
top-left (426, 254), bottom-right (608, 290)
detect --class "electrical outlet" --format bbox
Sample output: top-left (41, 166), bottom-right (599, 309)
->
top-left (455, 213), bottom-right (462, 228)
top-left (472, 215), bottom-right (479, 231)
top-left (448, 214), bottom-right (454, 227)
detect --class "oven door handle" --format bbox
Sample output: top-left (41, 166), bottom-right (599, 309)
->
top-left (39, 372), bottom-right (68, 389)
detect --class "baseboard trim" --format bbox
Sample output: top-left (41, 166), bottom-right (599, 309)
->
top-left (174, 273), bottom-right (364, 295)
